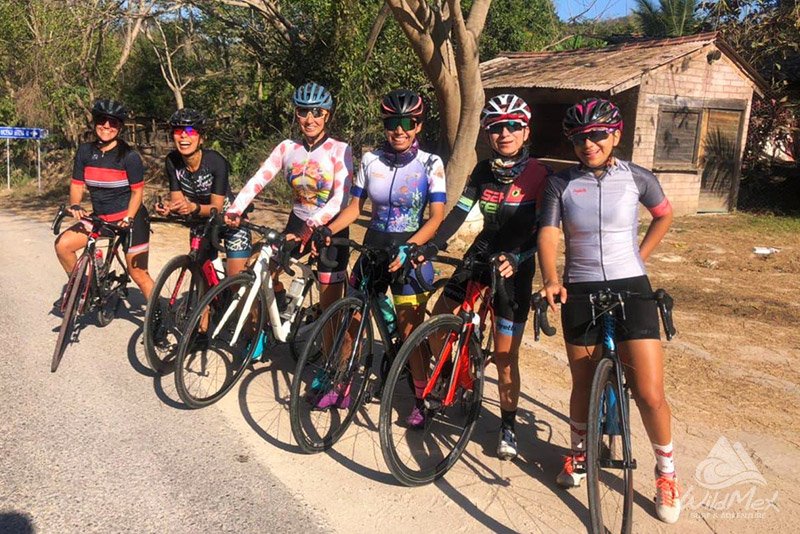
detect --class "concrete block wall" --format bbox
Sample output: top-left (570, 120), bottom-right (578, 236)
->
top-left (631, 44), bottom-right (755, 215)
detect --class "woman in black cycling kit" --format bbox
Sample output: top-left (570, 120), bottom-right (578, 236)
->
top-left (153, 108), bottom-right (252, 276)
top-left (55, 99), bottom-right (154, 300)
top-left (537, 97), bottom-right (680, 524)
top-left (416, 94), bottom-right (551, 460)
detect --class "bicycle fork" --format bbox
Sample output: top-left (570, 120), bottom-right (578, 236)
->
top-left (601, 314), bottom-right (637, 471)
top-left (423, 313), bottom-right (476, 409)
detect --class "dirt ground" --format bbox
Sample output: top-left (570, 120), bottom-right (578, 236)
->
top-left (4, 185), bottom-right (799, 532)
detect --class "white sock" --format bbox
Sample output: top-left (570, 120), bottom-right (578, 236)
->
top-left (653, 441), bottom-right (675, 476)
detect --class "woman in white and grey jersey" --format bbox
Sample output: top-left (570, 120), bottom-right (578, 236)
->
top-left (537, 97), bottom-right (681, 524)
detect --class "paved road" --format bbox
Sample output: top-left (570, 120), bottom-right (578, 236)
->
top-left (0, 211), bottom-right (327, 534)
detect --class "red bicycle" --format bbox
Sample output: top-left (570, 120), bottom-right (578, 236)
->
top-left (378, 252), bottom-right (514, 486)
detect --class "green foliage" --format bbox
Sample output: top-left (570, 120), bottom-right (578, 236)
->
top-left (473, 0), bottom-right (561, 59)
top-left (634, 0), bottom-right (701, 36)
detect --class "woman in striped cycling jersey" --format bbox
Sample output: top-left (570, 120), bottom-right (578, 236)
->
top-left (537, 97), bottom-right (680, 524)
top-left (55, 99), bottom-right (154, 300)
top-left (319, 89), bottom-right (446, 412)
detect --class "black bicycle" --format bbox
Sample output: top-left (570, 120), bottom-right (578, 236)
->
top-left (289, 239), bottom-right (428, 454)
top-left (532, 289), bottom-right (675, 533)
top-left (51, 206), bottom-right (130, 372)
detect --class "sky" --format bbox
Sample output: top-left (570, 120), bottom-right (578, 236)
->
top-left (554, 0), bottom-right (632, 21)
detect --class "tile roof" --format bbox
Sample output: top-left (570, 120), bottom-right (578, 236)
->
top-left (480, 32), bottom-right (767, 96)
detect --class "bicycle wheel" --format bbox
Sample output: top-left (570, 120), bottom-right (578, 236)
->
top-left (289, 296), bottom-right (373, 453)
top-left (97, 261), bottom-right (126, 327)
top-left (587, 358), bottom-right (634, 534)
top-left (174, 272), bottom-right (265, 408)
top-left (379, 314), bottom-right (484, 486)
top-left (143, 255), bottom-right (203, 373)
top-left (287, 281), bottom-right (321, 361)
top-left (52, 255), bottom-right (90, 372)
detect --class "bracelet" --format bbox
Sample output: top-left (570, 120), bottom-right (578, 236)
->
top-left (70, 204), bottom-right (83, 211)
top-left (192, 202), bottom-right (201, 216)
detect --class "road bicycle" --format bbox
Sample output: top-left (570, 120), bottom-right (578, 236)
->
top-left (378, 253), bottom-right (513, 486)
top-left (173, 220), bottom-right (320, 408)
top-left (289, 239), bottom-right (422, 454)
top-left (531, 289), bottom-right (675, 534)
top-left (143, 212), bottom-right (226, 374)
top-left (50, 206), bottom-right (130, 372)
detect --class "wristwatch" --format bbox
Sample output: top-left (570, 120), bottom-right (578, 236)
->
top-left (122, 216), bottom-right (132, 224)
top-left (192, 202), bottom-right (201, 216)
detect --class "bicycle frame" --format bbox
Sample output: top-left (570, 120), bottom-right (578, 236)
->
top-left (212, 240), bottom-right (316, 345)
top-left (423, 279), bottom-right (493, 407)
top-left (68, 220), bottom-right (128, 315)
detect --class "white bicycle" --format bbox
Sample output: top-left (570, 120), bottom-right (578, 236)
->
top-left (174, 221), bottom-right (320, 408)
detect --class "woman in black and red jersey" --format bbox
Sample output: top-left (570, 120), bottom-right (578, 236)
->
top-left (54, 99), bottom-right (154, 299)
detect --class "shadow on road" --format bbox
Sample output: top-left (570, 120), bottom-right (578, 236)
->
top-left (0, 511), bottom-right (35, 534)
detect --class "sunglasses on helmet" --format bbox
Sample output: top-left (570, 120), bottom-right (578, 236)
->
top-left (486, 121), bottom-right (526, 135)
top-left (94, 116), bottom-right (122, 129)
top-left (295, 107), bottom-right (326, 119)
top-left (569, 129), bottom-right (614, 145)
top-left (383, 116), bottom-right (419, 132)
top-left (171, 126), bottom-right (200, 137)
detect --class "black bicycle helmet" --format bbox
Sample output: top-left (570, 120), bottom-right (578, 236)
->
top-left (91, 99), bottom-right (128, 122)
top-left (380, 89), bottom-right (424, 118)
top-left (169, 108), bottom-right (207, 132)
top-left (562, 97), bottom-right (623, 137)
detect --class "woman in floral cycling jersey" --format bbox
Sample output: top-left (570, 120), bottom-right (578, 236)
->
top-left (225, 82), bottom-right (352, 316)
top-left (538, 97), bottom-right (680, 524)
top-left (321, 89), bottom-right (446, 413)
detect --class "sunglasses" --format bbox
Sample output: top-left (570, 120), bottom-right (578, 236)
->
top-left (172, 126), bottom-right (200, 137)
top-left (295, 107), bottom-right (326, 119)
top-left (383, 116), bottom-right (419, 131)
top-left (569, 129), bottom-right (614, 145)
top-left (94, 116), bottom-right (122, 129)
top-left (486, 121), bottom-right (526, 135)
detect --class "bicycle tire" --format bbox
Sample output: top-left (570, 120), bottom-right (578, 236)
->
top-left (587, 357), bottom-right (634, 534)
top-left (289, 296), bottom-right (373, 453)
top-left (379, 314), bottom-right (484, 486)
top-left (143, 255), bottom-right (204, 374)
top-left (96, 262), bottom-right (126, 327)
top-left (52, 255), bottom-right (90, 372)
top-left (174, 272), bottom-right (265, 408)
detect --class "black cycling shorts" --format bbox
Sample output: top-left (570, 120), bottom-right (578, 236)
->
top-left (284, 211), bottom-right (349, 284)
top-left (443, 243), bottom-right (535, 334)
top-left (561, 275), bottom-right (661, 346)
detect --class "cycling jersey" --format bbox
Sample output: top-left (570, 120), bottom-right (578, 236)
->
top-left (538, 159), bottom-right (672, 284)
top-left (166, 149), bottom-right (252, 259)
top-left (351, 147), bottom-right (446, 232)
top-left (71, 142), bottom-right (144, 222)
top-left (432, 157), bottom-right (551, 256)
top-left (228, 136), bottom-right (352, 227)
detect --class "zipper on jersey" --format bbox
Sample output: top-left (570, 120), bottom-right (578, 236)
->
top-left (597, 177), bottom-right (608, 281)
top-left (387, 165), bottom-right (399, 231)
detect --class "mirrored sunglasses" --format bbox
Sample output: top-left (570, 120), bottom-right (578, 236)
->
top-left (486, 121), bottom-right (526, 134)
top-left (94, 116), bottom-right (122, 129)
top-left (295, 107), bottom-right (326, 118)
top-left (172, 126), bottom-right (200, 137)
top-left (569, 129), bottom-right (613, 145)
top-left (383, 116), bottom-right (419, 131)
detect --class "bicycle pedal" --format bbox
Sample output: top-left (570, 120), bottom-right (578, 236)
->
top-left (423, 398), bottom-right (442, 411)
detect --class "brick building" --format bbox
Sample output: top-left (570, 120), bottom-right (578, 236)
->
top-left (479, 33), bottom-right (769, 215)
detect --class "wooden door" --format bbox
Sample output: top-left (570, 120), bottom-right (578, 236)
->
top-left (697, 109), bottom-right (744, 212)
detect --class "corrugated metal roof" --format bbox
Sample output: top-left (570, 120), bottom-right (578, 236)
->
top-left (481, 33), bottom-right (724, 94)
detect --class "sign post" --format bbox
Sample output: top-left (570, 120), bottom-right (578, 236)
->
top-left (0, 127), bottom-right (49, 190)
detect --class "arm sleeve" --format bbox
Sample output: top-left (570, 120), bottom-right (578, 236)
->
top-left (228, 141), bottom-right (286, 215)
top-left (126, 151), bottom-right (145, 191)
top-left (431, 165), bottom-right (482, 249)
top-left (165, 155), bottom-right (180, 192)
top-left (71, 145), bottom-right (87, 185)
top-left (631, 163), bottom-right (671, 218)
top-left (308, 143), bottom-right (353, 227)
top-left (426, 154), bottom-right (447, 205)
top-left (538, 174), bottom-right (566, 229)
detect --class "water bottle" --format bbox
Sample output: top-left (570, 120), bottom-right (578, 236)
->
top-left (280, 277), bottom-right (306, 320)
top-left (94, 249), bottom-right (104, 273)
top-left (378, 293), bottom-right (397, 336)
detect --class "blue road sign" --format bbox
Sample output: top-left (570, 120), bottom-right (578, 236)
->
top-left (0, 127), bottom-right (49, 139)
